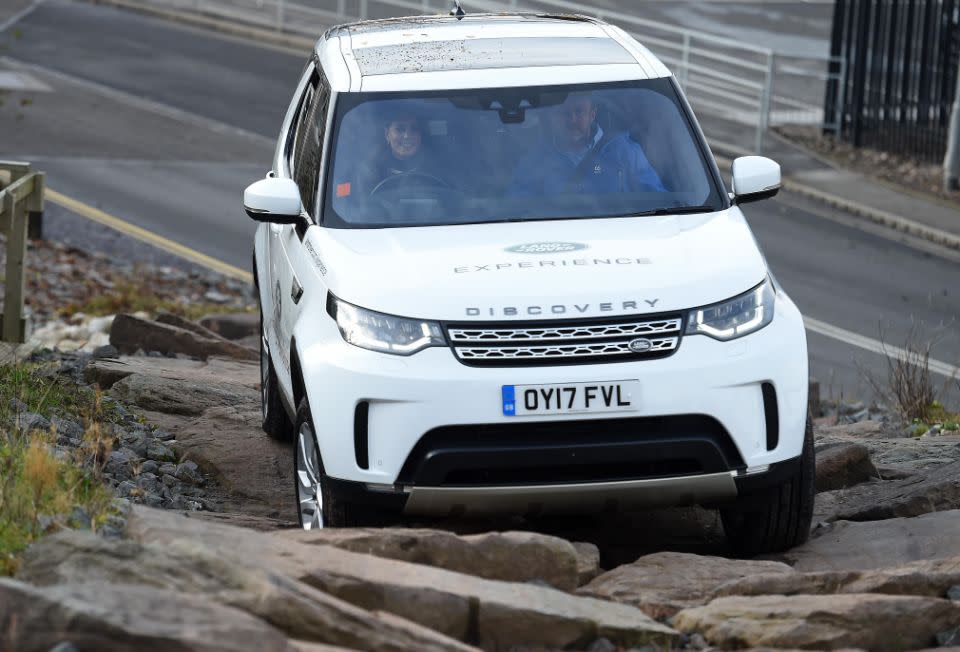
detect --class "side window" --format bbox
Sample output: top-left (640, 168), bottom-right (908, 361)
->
top-left (287, 79), bottom-right (315, 176)
top-left (291, 69), bottom-right (331, 217)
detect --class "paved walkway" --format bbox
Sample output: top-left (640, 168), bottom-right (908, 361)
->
top-left (701, 113), bottom-right (960, 244)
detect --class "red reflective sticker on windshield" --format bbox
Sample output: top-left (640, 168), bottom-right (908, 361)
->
top-left (336, 182), bottom-right (351, 197)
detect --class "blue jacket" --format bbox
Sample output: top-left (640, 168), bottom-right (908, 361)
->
top-left (510, 130), bottom-right (666, 196)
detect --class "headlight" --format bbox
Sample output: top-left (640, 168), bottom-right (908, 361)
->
top-left (328, 296), bottom-right (445, 355)
top-left (685, 279), bottom-right (775, 341)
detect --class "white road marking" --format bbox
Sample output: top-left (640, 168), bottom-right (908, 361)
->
top-left (805, 316), bottom-right (959, 380)
top-left (0, 0), bottom-right (44, 34)
top-left (0, 70), bottom-right (51, 92)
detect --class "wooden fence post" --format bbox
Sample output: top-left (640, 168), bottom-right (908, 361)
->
top-left (26, 172), bottom-right (44, 240)
top-left (3, 190), bottom-right (28, 343)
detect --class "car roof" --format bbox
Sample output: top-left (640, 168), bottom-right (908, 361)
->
top-left (318, 13), bottom-right (670, 91)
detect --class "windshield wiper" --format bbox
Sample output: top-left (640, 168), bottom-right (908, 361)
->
top-left (634, 204), bottom-right (718, 217)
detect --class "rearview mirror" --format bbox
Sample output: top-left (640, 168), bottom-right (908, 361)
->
top-left (731, 156), bottom-right (780, 204)
top-left (244, 177), bottom-right (302, 224)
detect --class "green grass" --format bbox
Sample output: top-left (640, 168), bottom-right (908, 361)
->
top-left (911, 401), bottom-right (960, 436)
top-left (927, 401), bottom-right (960, 433)
top-left (0, 362), bottom-right (122, 425)
top-left (0, 363), bottom-right (121, 575)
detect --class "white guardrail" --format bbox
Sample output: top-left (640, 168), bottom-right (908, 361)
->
top-left (139, 0), bottom-right (845, 154)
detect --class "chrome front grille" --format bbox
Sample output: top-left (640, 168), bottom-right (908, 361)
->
top-left (448, 318), bottom-right (681, 343)
top-left (447, 314), bottom-right (684, 366)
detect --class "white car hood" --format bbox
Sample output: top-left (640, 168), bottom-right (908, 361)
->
top-left (312, 208), bottom-right (767, 321)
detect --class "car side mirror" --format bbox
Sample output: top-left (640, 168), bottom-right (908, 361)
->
top-left (731, 156), bottom-right (781, 204)
top-left (244, 178), bottom-right (302, 224)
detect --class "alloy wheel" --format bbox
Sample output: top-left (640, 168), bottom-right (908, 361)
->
top-left (295, 421), bottom-right (323, 529)
top-left (260, 334), bottom-right (270, 422)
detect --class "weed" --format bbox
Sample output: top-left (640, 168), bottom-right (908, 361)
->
top-left (864, 323), bottom-right (957, 423)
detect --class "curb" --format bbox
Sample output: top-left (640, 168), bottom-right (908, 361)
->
top-left (87, 0), bottom-right (316, 52)
top-left (779, 177), bottom-right (960, 252)
top-left (711, 146), bottom-right (960, 253)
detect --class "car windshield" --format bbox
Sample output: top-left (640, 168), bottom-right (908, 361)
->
top-left (323, 79), bottom-right (725, 228)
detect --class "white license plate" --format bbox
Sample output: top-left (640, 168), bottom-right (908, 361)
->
top-left (502, 380), bottom-right (639, 417)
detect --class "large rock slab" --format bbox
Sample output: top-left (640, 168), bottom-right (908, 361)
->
top-left (159, 405), bottom-right (292, 517)
top-left (673, 593), bottom-right (960, 651)
top-left (816, 442), bottom-right (878, 491)
top-left (815, 459), bottom-right (960, 522)
top-left (280, 527), bottom-right (580, 591)
top-left (110, 313), bottom-right (256, 361)
top-left (779, 510), bottom-right (960, 572)
top-left (17, 530), bottom-right (477, 652)
top-left (816, 422), bottom-right (960, 474)
top-left (577, 552), bottom-right (794, 620)
top-left (110, 373), bottom-right (259, 417)
top-left (86, 355), bottom-right (259, 391)
top-left (127, 507), bottom-right (679, 650)
top-left (713, 556), bottom-right (960, 600)
top-left (0, 577), bottom-right (295, 652)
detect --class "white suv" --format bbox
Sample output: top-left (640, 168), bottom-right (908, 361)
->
top-left (245, 11), bottom-right (814, 554)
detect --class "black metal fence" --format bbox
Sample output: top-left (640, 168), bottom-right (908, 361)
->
top-left (824, 0), bottom-right (960, 163)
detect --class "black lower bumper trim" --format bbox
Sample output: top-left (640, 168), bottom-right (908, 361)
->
top-left (397, 415), bottom-right (745, 487)
top-left (733, 454), bottom-right (802, 494)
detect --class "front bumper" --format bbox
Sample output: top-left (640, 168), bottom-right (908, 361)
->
top-left (327, 453), bottom-right (804, 516)
top-left (297, 293), bottom-right (808, 509)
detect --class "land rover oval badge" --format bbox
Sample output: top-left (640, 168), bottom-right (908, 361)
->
top-left (628, 338), bottom-right (653, 353)
top-left (505, 242), bottom-right (588, 254)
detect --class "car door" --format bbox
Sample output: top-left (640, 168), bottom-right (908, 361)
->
top-left (264, 66), bottom-right (316, 379)
top-left (275, 67), bottom-right (331, 396)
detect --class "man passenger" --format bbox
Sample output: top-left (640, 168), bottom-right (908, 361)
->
top-left (510, 93), bottom-right (665, 196)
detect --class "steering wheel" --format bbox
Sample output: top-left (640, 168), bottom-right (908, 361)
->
top-left (369, 171), bottom-right (452, 197)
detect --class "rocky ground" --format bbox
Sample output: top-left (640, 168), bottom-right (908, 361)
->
top-left (2, 303), bottom-right (960, 650)
top-left (775, 125), bottom-right (960, 209)
top-left (4, 233), bottom-right (960, 650)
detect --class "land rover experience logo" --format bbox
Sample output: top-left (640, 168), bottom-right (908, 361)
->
top-left (505, 242), bottom-right (588, 254)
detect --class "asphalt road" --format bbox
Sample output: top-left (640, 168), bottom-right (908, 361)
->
top-left (2, 0), bottom-right (959, 407)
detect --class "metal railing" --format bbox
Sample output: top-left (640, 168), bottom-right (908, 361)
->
top-left (113, 0), bottom-right (843, 154)
top-left (825, 0), bottom-right (959, 164)
top-left (0, 162), bottom-right (45, 343)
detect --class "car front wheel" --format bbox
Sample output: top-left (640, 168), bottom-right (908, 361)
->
top-left (720, 416), bottom-right (816, 556)
top-left (293, 398), bottom-right (356, 529)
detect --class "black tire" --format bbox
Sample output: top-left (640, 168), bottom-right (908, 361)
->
top-left (721, 417), bottom-right (816, 556)
top-left (259, 308), bottom-right (293, 441)
top-left (293, 398), bottom-right (357, 528)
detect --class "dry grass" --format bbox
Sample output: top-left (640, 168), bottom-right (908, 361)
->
top-left (57, 280), bottom-right (254, 321)
top-left (0, 361), bottom-right (120, 575)
top-left (0, 428), bottom-right (115, 575)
